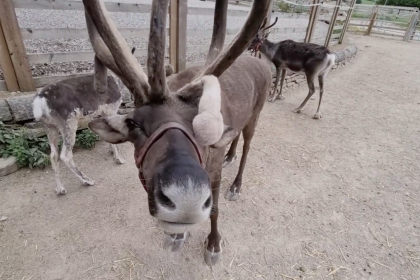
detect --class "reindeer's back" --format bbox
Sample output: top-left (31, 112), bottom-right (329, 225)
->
top-left (218, 55), bottom-right (271, 128)
top-left (36, 75), bottom-right (121, 120)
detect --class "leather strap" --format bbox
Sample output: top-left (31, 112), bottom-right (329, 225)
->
top-left (134, 122), bottom-right (205, 192)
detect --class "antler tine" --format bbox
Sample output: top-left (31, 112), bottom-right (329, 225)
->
top-left (205, 0), bottom-right (229, 65)
top-left (260, 17), bottom-right (268, 30)
top-left (82, 0), bottom-right (150, 107)
top-left (200, 0), bottom-right (271, 78)
top-left (147, 0), bottom-right (170, 102)
top-left (261, 16), bottom-right (278, 31)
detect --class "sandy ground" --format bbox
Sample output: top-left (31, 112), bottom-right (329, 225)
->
top-left (1, 34), bottom-right (420, 280)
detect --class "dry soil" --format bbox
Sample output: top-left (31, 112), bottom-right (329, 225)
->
top-left (1, 34), bottom-right (420, 280)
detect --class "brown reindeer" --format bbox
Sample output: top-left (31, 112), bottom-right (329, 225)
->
top-left (82, 0), bottom-right (272, 265)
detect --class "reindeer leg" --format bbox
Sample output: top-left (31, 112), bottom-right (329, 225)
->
top-left (225, 114), bottom-right (259, 201)
top-left (204, 147), bottom-right (225, 266)
top-left (313, 75), bottom-right (324, 119)
top-left (223, 133), bottom-right (241, 167)
top-left (46, 125), bottom-right (67, 195)
top-left (60, 119), bottom-right (95, 186)
top-left (295, 73), bottom-right (316, 114)
top-left (109, 144), bottom-right (126, 164)
top-left (268, 68), bottom-right (282, 102)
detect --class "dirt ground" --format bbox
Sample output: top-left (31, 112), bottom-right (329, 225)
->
top-left (1, 34), bottom-right (420, 280)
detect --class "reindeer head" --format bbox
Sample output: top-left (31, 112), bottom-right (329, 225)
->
top-left (247, 17), bottom-right (278, 52)
top-left (83, 0), bottom-right (270, 234)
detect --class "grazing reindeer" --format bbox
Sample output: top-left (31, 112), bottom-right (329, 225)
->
top-left (32, 47), bottom-right (173, 195)
top-left (81, 0), bottom-right (272, 265)
top-left (248, 20), bottom-right (336, 119)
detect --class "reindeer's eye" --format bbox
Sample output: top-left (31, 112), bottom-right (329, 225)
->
top-left (126, 119), bottom-right (141, 130)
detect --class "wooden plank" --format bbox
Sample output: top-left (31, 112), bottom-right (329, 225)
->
top-left (0, 21), bottom-right (19, 92)
top-left (27, 45), bottom-right (211, 64)
top-left (178, 0), bottom-right (187, 72)
top-left (324, 0), bottom-right (342, 47)
top-left (339, 0), bottom-right (357, 43)
top-left (12, 0), bottom-right (248, 16)
top-left (365, 6), bottom-right (378, 36)
top-left (0, 81), bottom-right (7, 91)
top-left (0, 0), bottom-right (35, 91)
top-left (333, 25), bottom-right (344, 31)
top-left (169, 0), bottom-right (179, 72)
top-left (5, 93), bottom-right (36, 121)
top-left (0, 99), bottom-right (13, 122)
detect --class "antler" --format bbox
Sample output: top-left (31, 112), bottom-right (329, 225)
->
top-left (261, 17), bottom-right (278, 32)
top-left (200, 0), bottom-right (271, 78)
top-left (147, 0), bottom-right (170, 102)
top-left (205, 0), bottom-right (229, 65)
top-left (83, 0), bottom-right (150, 107)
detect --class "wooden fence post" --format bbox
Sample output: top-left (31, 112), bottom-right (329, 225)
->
top-left (0, 21), bottom-right (19, 92)
top-left (169, 0), bottom-right (187, 73)
top-left (0, 0), bottom-right (35, 92)
top-left (305, 0), bottom-right (321, 43)
top-left (365, 5), bottom-right (378, 36)
top-left (324, 0), bottom-right (342, 47)
top-left (403, 9), bottom-right (419, 41)
top-left (339, 0), bottom-right (357, 44)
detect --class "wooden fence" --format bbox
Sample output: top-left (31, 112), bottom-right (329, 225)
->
top-left (0, 0), bottom-right (356, 94)
top-left (348, 4), bottom-right (419, 41)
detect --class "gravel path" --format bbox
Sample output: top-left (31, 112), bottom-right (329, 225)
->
top-left (0, 2), bottom-right (329, 80)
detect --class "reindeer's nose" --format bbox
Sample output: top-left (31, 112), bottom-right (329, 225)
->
top-left (155, 179), bottom-right (212, 224)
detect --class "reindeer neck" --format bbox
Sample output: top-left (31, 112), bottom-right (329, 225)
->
top-left (259, 39), bottom-right (277, 60)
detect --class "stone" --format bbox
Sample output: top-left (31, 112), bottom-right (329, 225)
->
top-left (0, 99), bottom-right (13, 122)
top-left (0, 156), bottom-right (20, 177)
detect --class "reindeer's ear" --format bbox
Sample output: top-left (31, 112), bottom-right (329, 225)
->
top-left (177, 75), bottom-right (224, 146)
top-left (88, 115), bottom-right (129, 144)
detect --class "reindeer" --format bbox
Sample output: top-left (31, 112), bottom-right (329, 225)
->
top-left (248, 18), bottom-right (336, 119)
top-left (81, 0), bottom-right (272, 266)
top-left (32, 47), bottom-right (173, 195)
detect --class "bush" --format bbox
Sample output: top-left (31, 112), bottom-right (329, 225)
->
top-left (278, 2), bottom-right (292, 12)
top-left (0, 121), bottom-right (100, 169)
top-left (356, 0), bottom-right (362, 3)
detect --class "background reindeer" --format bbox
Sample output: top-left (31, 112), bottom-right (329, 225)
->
top-left (32, 47), bottom-right (173, 195)
top-left (81, 0), bottom-right (272, 266)
top-left (249, 19), bottom-right (336, 119)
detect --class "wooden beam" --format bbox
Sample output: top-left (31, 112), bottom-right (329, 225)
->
top-left (0, 0), bottom-right (35, 91)
top-left (365, 6), bottom-right (378, 36)
top-left (0, 21), bottom-right (19, 92)
top-left (169, 0), bottom-right (187, 73)
top-left (324, 0), bottom-right (342, 47)
top-left (339, 0), bottom-right (357, 43)
top-left (403, 9), bottom-right (419, 41)
top-left (304, 0), bottom-right (321, 43)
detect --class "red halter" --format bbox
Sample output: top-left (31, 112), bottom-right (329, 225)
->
top-left (134, 122), bottom-right (205, 192)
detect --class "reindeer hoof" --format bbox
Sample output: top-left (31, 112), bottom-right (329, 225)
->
top-left (163, 232), bottom-right (188, 252)
top-left (225, 187), bottom-right (240, 201)
top-left (82, 178), bottom-right (95, 186)
top-left (278, 95), bottom-right (285, 100)
top-left (294, 108), bottom-right (302, 114)
top-left (204, 237), bottom-right (222, 266)
top-left (313, 113), bottom-right (322, 119)
top-left (55, 187), bottom-right (67, 195)
top-left (268, 97), bottom-right (276, 103)
top-left (222, 154), bottom-right (237, 168)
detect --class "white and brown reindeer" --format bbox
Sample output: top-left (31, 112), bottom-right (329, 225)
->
top-left (80, 0), bottom-right (272, 265)
top-left (32, 47), bottom-right (173, 195)
top-left (248, 18), bottom-right (336, 119)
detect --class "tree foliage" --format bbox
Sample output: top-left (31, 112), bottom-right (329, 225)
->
top-left (376, 0), bottom-right (420, 9)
